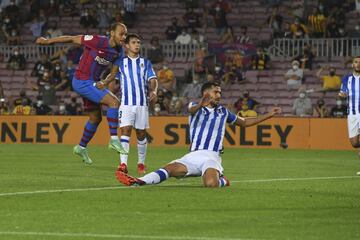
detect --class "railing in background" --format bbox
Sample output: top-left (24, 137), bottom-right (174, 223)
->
top-left (0, 42), bottom-right (202, 61)
top-left (269, 38), bottom-right (360, 58)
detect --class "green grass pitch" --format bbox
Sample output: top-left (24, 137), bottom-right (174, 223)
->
top-left (0, 144), bottom-right (359, 240)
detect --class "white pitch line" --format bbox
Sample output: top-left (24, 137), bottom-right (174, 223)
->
top-left (0, 176), bottom-right (358, 197)
top-left (0, 231), bottom-right (258, 240)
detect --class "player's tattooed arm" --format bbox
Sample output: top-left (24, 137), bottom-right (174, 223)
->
top-left (235, 107), bottom-right (282, 127)
top-left (36, 35), bottom-right (82, 45)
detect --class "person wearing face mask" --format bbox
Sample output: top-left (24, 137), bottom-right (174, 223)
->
top-left (251, 47), bottom-right (270, 70)
top-left (312, 98), bottom-right (328, 118)
top-left (182, 74), bottom-right (203, 100)
top-left (165, 17), bottom-right (182, 40)
top-left (174, 28), bottom-right (191, 45)
top-left (316, 65), bottom-right (341, 93)
top-left (157, 60), bottom-right (175, 92)
top-left (331, 97), bottom-right (347, 118)
top-left (285, 60), bottom-right (303, 88)
top-left (33, 96), bottom-right (52, 115)
top-left (292, 88), bottom-right (312, 117)
top-left (7, 47), bottom-right (26, 70)
top-left (234, 90), bottom-right (259, 113)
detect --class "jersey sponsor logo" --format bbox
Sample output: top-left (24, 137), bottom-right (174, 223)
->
top-left (94, 56), bottom-right (110, 65)
top-left (98, 50), bottom-right (104, 54)
top-left (84, 35), bottom-right (94, 41)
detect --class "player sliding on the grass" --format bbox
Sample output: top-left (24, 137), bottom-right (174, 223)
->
top-left (339, 56), bottom-right (360, 175)
top-left (116, 82), bottom-right (282, 187)
top-left (36, 22), bottom-right (129, 165)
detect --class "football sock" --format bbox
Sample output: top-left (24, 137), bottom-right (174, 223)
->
top-left (139, 168), bottom-right (169, 185)
top-left (218, 177), bottom-right (228, 187)
top-left (137, 138), bottom-right (147, 164)
top-left (106, 108), bottom-right (118, 137)
top-left (79, 121), bottom-right (99, 147)
top-left (120, 135), bottom-right (130, 164)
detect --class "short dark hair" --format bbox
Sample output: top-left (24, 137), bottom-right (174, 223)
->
top-left (201, 82), bottom-right (220, 95)
top-left (125, 33), bottom-right (141, 44)
top-left (109, 22), bottom-right (126, 32)
top-left (353, 56), bottom-right (360, 60)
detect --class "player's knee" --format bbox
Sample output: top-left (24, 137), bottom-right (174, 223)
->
top-left (203, 178), bottom-right (219, 188)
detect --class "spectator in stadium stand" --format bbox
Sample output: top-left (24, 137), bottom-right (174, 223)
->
top-left (325, 17), bottom-right (340, 38)
top-left (6, 28), bottom-right (21, 45)
top-left (267, 7), bottom-right (283, 39)
top-left (13, 89), bottom-right (32, 107)
top-left (281, 22), bottom-right (293, 38)
top-left (294, 43), bottom-right (316, 70)
top-left (3, 0), bottom-right (19, 23)
top-left (220, 25), bottom-right (235, 44)
top-left (96, 4), bottom-right (111, 34)
top-left (291, 0), bottom-right (304, 20)
top-left (285, 60), bottom-right (303, 89)
top-left (123, 0), bottom-right (136, 27)
top-left (251, 47), bottom-right (270, 70)
top-left (307, 7), bottom-right (326, 38)
top-left (12, 98), bottom-right (33, 115)
top-left (32, 69), bottom-right (67, 106)
top-left (190, 29), bottom-right (205, 44)
top-left (2, 15), bottom-right (17, 38)
top-left (182, 74), bottom-right (203, 100)
top-left (80, 8), bottom-right (97, 29)
top-left (111, 12), bottom-right (123, 26)
top-left (194, 46), bottom-right (207, 77)
top-left (30, 16), bottom-right (45, 39)
top-left (147, 36), bottom-right (164, 64)
top-left (0, 99), bottom-right (10, 115)
top-left (183, 7), bottom-right (201, 30)
top-left (348, 22), bottom-right (360, 38)
top-left (6, 47), bottom-right (26, 70)
top-left (50, 61), bottom-right (67, 87)
top-left (290, 17), bottom-right (309, 39)
top-left (155, 89), bottom-right (170, 114)
top-left (237, 103), bottom-right (258, 117)
top-left (312, 98), bottom-right (329, 118)
top-left (45, 22), bottom-right (63, 39)
top-left (31, 53), bottom-right (53, 78)
top-left (165, 17), bottom-right (182, 41)
top-left (222, 64), bottom-right (245, 84)
top-left (157, 61), bottom-right (175, 93)
top-left (331, 97), bottom-right (347, 118)
top-left (175, 28), bottom-right (192, 45)
top-left (292, 88), bottom-right (312, 117)
top-left (33, 96), bottom-right (52, 115)
top-left (315, 65), bottom-right (341, 93)
top-left (65, 97), bottom-right (82, 115)
top-left (213, 64), bottom-right (225, 82)
top-left (233, 90), bottom-right (259, 113)
top-left (55, 102), bottom-right (67, 115)
top-left (209, 0), bottom-right (230, 36)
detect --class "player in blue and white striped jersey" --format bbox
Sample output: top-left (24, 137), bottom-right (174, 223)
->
top-left (99, 33), bottom-right (158, 175)
top-left (115, 82), bottom-right (281, 187)
top-left (339, 56), bottom-right (360, 175)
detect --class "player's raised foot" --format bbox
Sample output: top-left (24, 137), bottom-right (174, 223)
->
top-left (108, 139), bottom-right (128, 155)
top-left (137, 163), bottom-right (146, 176)
top-left (222, 175), bottom-right (230, 186)
top-left (117, 163), bottom-right (128, 174)
top-left (115, 170), bottom-right (145, 186)
top-left (73, 145), bottom-right (92, 165)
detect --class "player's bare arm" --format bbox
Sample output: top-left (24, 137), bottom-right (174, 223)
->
top-left (36, 35), bottom-right (82, 45)
top-left (188, 93), bottom-right (211, 115)
top-left (148, 77), bottom-right (158, 106)
top-left (338, 92), bottom-right (347, 98)
top-left (235, 107), bottom-right (282, 127)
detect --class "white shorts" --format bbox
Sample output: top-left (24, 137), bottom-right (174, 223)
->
top-left (348, 114), bottom-right (360, 138)
top-left (172, 150), bottom-right (224, 177)
top-left (119, 105), bottom-right (149, 129)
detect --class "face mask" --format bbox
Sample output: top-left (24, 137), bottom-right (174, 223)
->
top-left (55, 66), bottom-right (61, 70)
top-left (59, 105), bottom-right (65, 111)
top-left (356, 25), bottom-right (360, 31)
top-left (37, 100), bottom-right (43, 107)
top-left (215, 7), bottom-right (220, 11)
top-left (299, 93), bottom-right (305, 98)
top-left (163, 66), bottom-right (168, 70)
top-left (11, 31), bottom-right (16, 36)
top-left (44, 85), bottom-right (51, 90)
top-left (4, 18), bottom-right (10, 23)
top-left (215, 66), bottom-right (221, 72)
top-left (336, 100), bottom-right (342, 106)
top-left (193, 80), bottom-right (199, 84)
top-left (292, 65), bottom-right (299, 70)
top-left (14, 51), bottom-right (19, 56)
top-left (154, 104), bottom-right (160, 112)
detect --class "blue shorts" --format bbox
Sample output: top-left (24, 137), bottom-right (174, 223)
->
top-left (72, 77), bottom-right (110, 104)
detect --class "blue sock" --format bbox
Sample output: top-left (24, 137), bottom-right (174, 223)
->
top-left (106, 108), bottom-right (118, 137)
top-left (79, 121), bottom-right (99, 147)
top-left (218, 177), bottom-right (229, 187)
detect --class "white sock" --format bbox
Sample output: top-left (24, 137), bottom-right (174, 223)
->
top-left (111, 136), bottom-right (118, 140)
top-left (120, 135), bottom-right (130, 164)
top-left (137, 138), bottom-right (147, 164)
top-left (139, 168), bottom-right (169, 185)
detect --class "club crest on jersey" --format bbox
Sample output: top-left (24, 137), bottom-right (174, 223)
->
top-left (95, 56), bottom-right (110, 65)
top-left (217, 107), bottom-right (225, 115)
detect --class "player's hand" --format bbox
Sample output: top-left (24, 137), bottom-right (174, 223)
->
top-left (36, 37), bottom-right (50, 45)
top-left (200, 92), bottom-right (211, 106)
top-left (338, 92), bottom-right (347, 98)
top-left (149, 91), bottom-right (157, 106)
top-left (270, 107), bottom-right (282, 116)
top-left (95, 81), bottom-right (105, 90)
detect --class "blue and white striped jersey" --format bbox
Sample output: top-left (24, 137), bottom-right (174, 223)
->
top-left (114, 56), bottom-right (156, 106)
top-left (340, 74), bottom-right (360, 115)
top-left (189, 102), bottom-right (237, 152)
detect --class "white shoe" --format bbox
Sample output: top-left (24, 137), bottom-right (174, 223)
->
top-left (356, 171), bottom-right (360, 176)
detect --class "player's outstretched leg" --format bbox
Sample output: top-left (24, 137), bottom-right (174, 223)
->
top-left (73, 114), bottom-right (101, 164)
